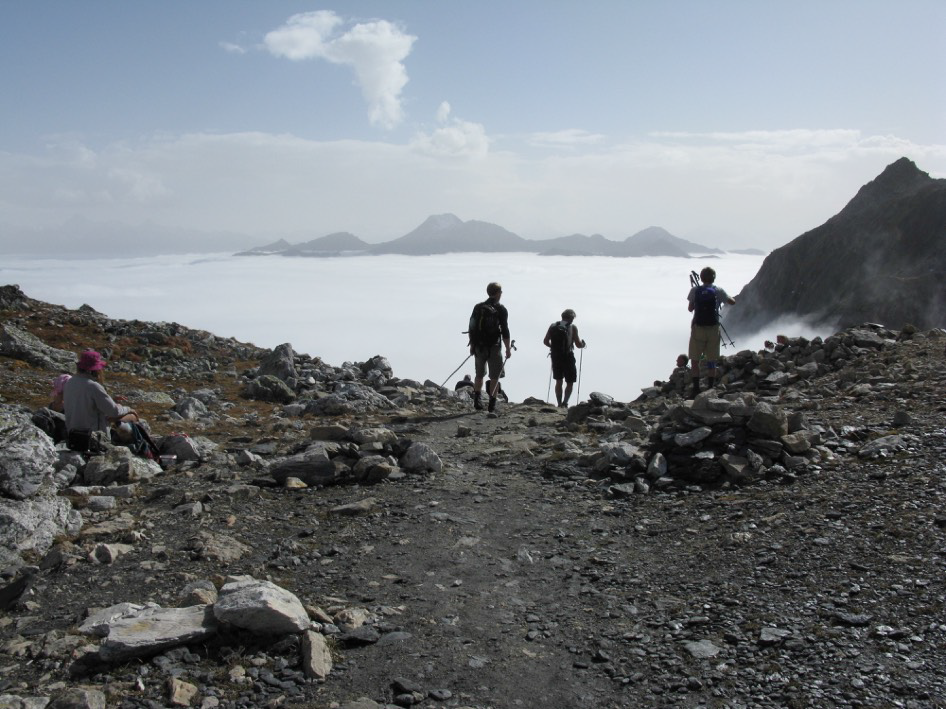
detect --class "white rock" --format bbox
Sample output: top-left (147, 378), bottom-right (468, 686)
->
top-left (213, 578), bottom-right (309, 635)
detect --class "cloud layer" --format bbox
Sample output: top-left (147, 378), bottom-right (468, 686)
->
top-left (0, 252), bottom-right (777, 404)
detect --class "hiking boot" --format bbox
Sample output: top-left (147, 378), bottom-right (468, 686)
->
top-left (473, 392), bottom-right (483, 410)
top-left (488, 396), bottom-right (497, 412)
top-left (690, 382), bottom-right (700, 399)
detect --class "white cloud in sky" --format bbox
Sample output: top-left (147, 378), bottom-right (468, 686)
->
top-left (263, 10), bottom-right (416, 129)
top-left (528, 129), bottom-right (607, 149)
top-left (218, 41), bottom-right (246, 55)
top-left (410, 102), bottom-right (490, 159)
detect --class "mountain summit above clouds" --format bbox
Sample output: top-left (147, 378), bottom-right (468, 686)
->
top-left (724, 157), bottom-right (946, 336)
top-left (368, 213), bottom-right (530, 255)
top-left (241, 216), bottom-right (723, 258)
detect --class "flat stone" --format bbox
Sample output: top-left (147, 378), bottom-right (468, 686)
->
top-left (301, 630), bottom-right (333, 679)
top-left (683, 639), bottom-right (721, 658)
top-left (98, 605), bottom-right (217, 661)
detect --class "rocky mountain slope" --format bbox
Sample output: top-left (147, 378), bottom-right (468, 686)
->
top-left (724, 158), bottom-right (946, 337)
top-left (1, 284), bottom-right (946, 708)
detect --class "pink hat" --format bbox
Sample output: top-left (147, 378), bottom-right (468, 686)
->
top-left (51, 374), bottom-right (71, 397)
top-left (77, 350), bottom-right (107, 371)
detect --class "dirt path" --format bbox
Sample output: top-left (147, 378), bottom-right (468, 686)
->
top-left (306, 407), bottom-right (641, 707)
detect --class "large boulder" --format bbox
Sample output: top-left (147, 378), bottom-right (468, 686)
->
top-left (172, 396), bottom-right (209, 420)
top-left (270, 449), bottom-right (340, 487)
top-left (399, 442), bottom-right (443, 474)
top-left (158, 434), bottom-right (204, 462)
top-left (258, 343), bottom-right (297, 383)
top-left (242, 375), bottom-right (295, 404)
top-left (747, 401), bottom-right (789, 439)
top-left (0, 496), bottom-right (82, 566)
top-left (0, 406), bottom-right (58, 500)
top-left (213, 577), bottom-right (310, 635)
top-left (0, 323), bottom-right (77, 372)
top-left (303, 382), bottom-right (396, 416)
top-left (81, 447), bottom-right (162, 486)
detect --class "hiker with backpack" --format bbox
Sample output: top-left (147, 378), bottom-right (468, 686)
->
top-left (687, 266), bottom-right (736, 397)
top-left (543, 309), bottom-right (586, 408)
top-left (467, 282), bottom-right (512, 412)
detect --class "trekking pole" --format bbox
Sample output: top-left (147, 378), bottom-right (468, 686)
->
top-left (489, 340), bottom-right (516, 398)
top-left (719, 321), bottom-right (736, 348)
top-left (576, 347), bottom-right (584, 402)
top-left (439, 353), bottom-right (472, 388)
top-left (546, 356), bottom-right (553, 403)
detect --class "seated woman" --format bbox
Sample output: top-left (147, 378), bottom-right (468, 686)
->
top-left (49, 374), bottom-right (71, 413)
top-left (31, 373), bottom-right (72, 443)
top-left (63, 350), bottom-right (138, 453)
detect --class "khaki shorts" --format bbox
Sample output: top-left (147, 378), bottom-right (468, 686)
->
top-left (474, 344), bottom-right (503, 380)
top-left (688, 324), bottom-right (721, 367)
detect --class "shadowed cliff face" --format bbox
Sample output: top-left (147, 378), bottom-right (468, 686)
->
top-left (724, 157), bottom-right (946, 336)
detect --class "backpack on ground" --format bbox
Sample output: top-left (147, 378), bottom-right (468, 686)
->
top-left (468, 300), bottom-right (502, 347)
top-left (548, 320), bottom-right (571, 354)
top-left (692, 285), bottom-right (719, 326)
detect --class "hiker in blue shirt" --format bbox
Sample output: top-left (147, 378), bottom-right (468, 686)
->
top-left (687, 267), bottom-right (735, 397)
top-left (543, 309), bottom-right (586, 408)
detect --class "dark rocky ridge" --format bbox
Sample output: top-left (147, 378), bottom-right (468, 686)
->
top-left (724, 157), bottom-right (946, 336)
top-left (1, 284), bottom-right (946, 707)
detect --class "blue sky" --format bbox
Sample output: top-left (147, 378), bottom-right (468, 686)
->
top-left (1, 0), bottom-right (944, 251)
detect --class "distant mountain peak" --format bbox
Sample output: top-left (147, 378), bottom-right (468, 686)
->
top-left (420, 213), bottom-right (464, 230)
top-left (844, 157), bottom-right (932, 214)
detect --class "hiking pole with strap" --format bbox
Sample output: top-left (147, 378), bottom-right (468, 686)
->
top-left (489, 339), bottom-right (517, 399)
top-left (439, 353), bottom-right (472, 389)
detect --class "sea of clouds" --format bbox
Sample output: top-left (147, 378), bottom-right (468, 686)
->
top-left (1, 252), bottom-right (827, 403)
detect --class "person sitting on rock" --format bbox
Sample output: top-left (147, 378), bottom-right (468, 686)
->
top-left (30, 373), bottom-right (72, 444)
top-left (454, 374), bottom-right (474, 391)
top-left (64, 349), bottom-right (138, 453)
top-left (661, 354), bottom-right (692, 396)
top-left (49, 373), bottom-right (70, 412)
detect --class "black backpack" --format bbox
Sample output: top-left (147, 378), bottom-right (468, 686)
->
top-left (548, 320), bottom-right (571, 354)
top-left (692, 285), bottom-right (719, 326)
top-left (468, 300), bottom-right (502, 347)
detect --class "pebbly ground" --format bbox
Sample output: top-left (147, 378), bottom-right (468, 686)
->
top-left (1, 288), bottom-right (946, 708)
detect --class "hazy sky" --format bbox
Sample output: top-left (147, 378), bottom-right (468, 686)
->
top-left (1, 1), bottom-right (944, 251)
